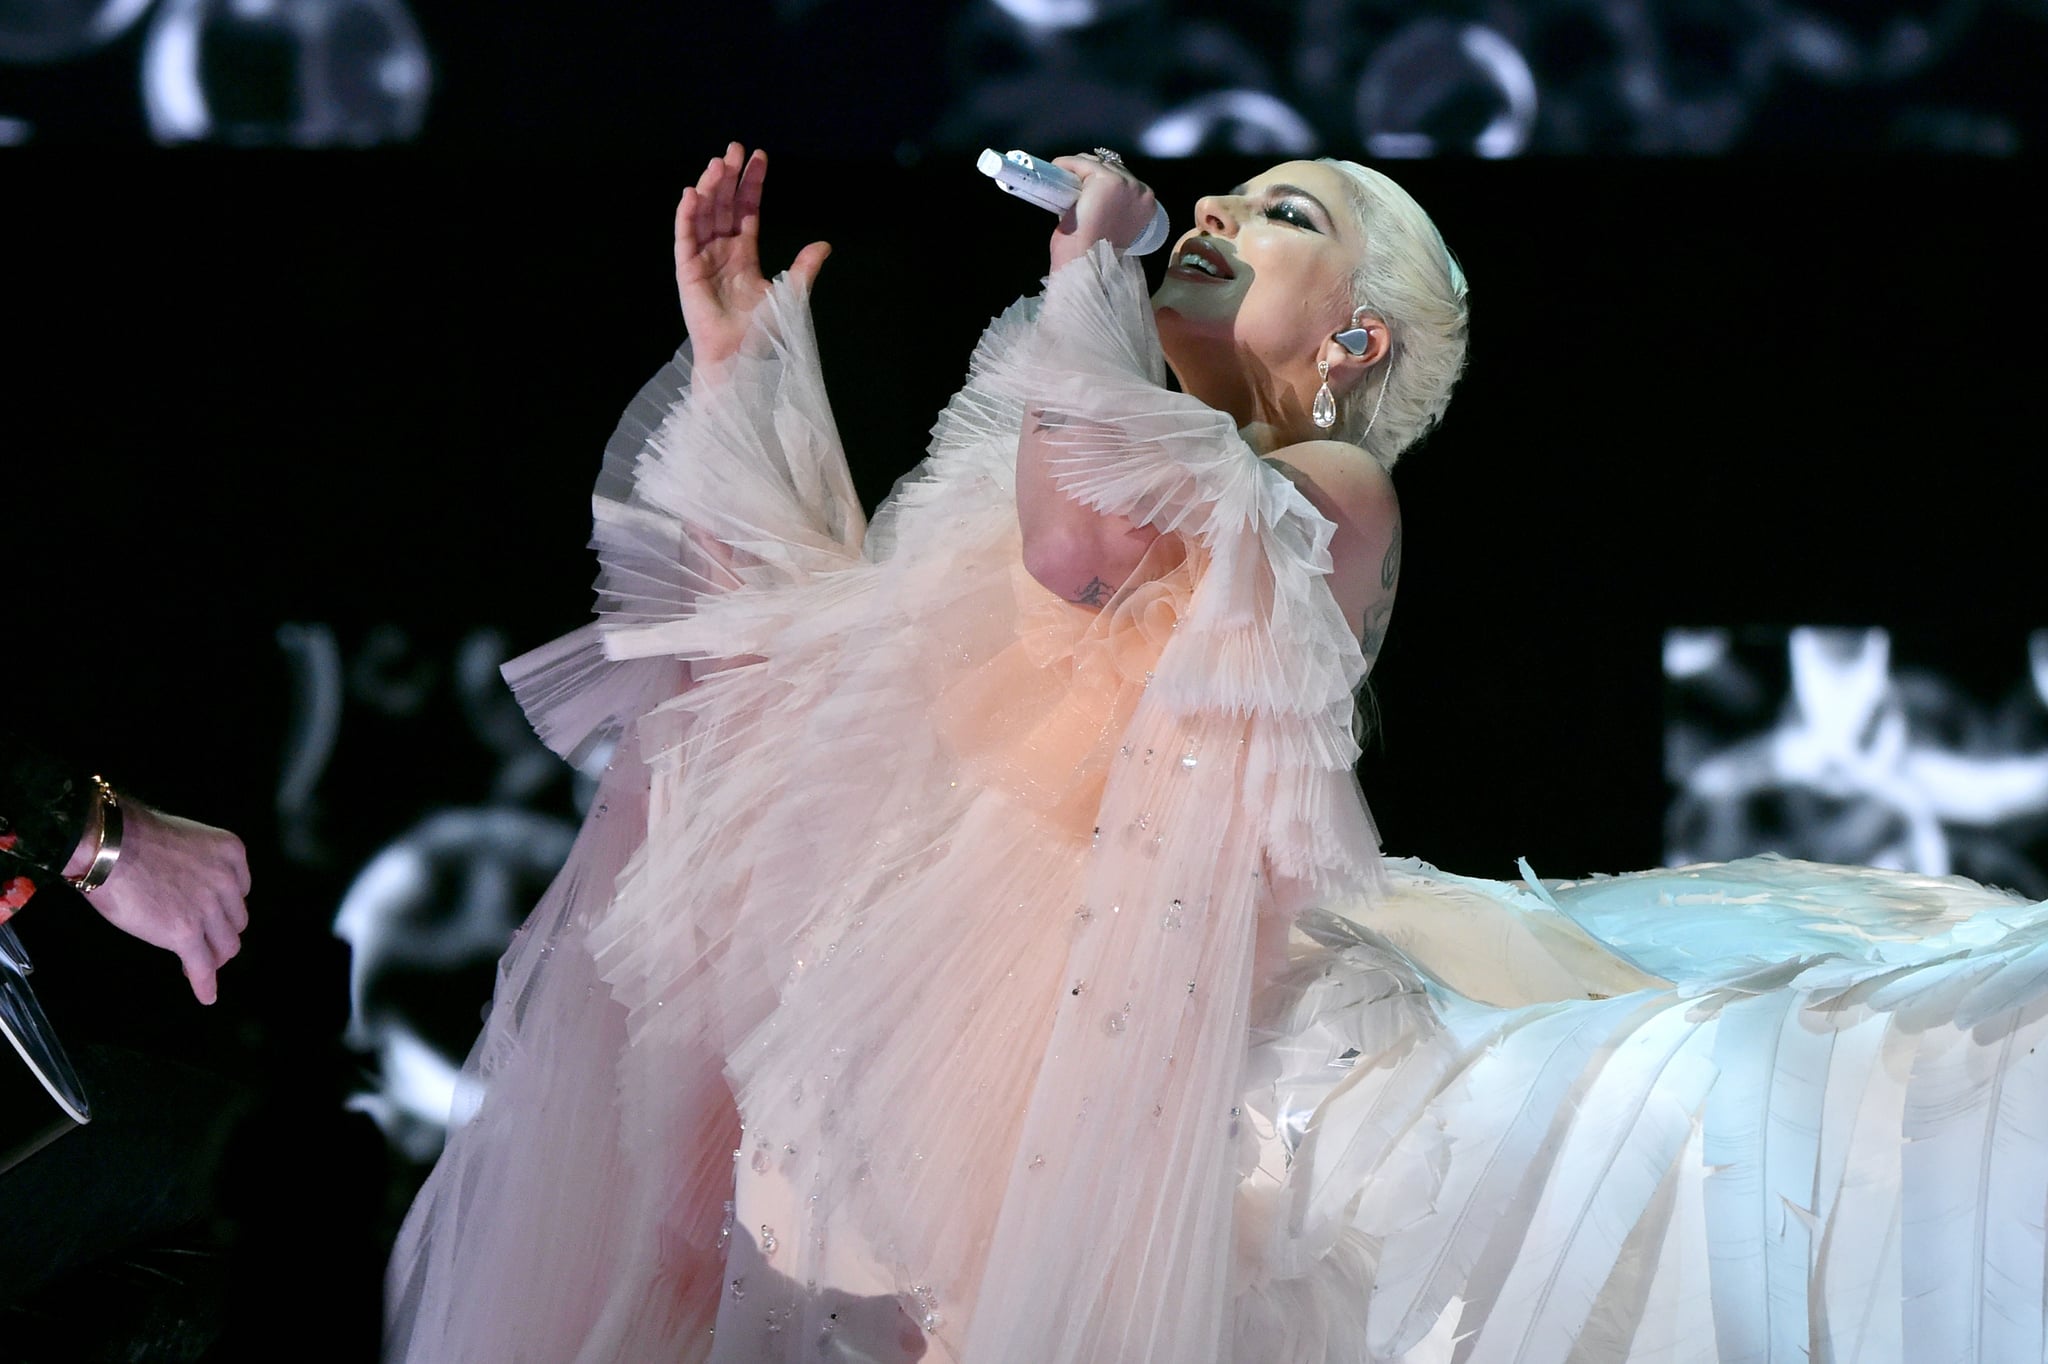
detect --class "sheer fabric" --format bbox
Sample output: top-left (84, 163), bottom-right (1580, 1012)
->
top-left (387, 243), bottom-right (2048, 1364)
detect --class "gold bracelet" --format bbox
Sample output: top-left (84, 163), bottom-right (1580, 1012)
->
top-left (67, 776), bottom-right (122, 895)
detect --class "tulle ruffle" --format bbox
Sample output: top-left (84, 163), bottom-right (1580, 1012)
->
top-left (393, 242), bottom-right (2048, 1364)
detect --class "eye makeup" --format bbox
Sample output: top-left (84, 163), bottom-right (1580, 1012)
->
top-left (1264, 198), bottom-right (1319, 230)
top-left (1232, 182), bottom-right (1332, 233)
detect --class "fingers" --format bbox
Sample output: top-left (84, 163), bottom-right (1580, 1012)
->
top-left (679, 144), bottom-right (762, 249)
top-left (790, 240), bottom-right (831, 291)
top-left (182, 944), bottom-right (219, 1006)
top-left (718, 141), bottom-right (745, 237)
top-left (685, 149), bottom-right (736, 255)
top-left (709, 143), bottom-right (741, 239)
top-left (700, 157), bottom-right (727, 241)
top-left (184, 901), bottom-right (244, 1004)
top-left (205, 914), bottom-right (243, 969)
top-left (220, 837), bottom-right (251, 931)
top-left (1054, 152), bottom-right (1129, 183)
top-left (676, 186), bottom-right (699, 263)
top-left (699, 156), bottom-right (725, 241)
top-left (735, 147), bottom-right (768, 240)
top-left (1051, 154), bottom-right (1096, 184)
top-left (225, 833), bottom-right (251, 898)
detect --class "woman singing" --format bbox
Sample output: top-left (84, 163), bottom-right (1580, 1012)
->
top-left (388, 144), bottom-right (2048, 1363)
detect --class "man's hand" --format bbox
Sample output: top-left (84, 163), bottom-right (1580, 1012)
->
top-left (75, 802), bottom-right (250, 1005)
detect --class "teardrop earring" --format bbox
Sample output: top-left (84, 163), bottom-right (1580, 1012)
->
top-left (1312, 357), bottom-right (1337, 430)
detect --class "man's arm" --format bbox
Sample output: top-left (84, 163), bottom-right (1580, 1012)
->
top-left (0, 730), bottom-right (250, 1003)
top-left (0, 729), bottom-right (96, 880)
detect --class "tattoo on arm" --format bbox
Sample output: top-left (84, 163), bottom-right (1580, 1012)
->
top-left (1361, 597), bottom-right (1394, 665)
top-left (1074, 576), bottom-right (1112, 607)
top-left (1363, 523), bottom-right (1400, 665)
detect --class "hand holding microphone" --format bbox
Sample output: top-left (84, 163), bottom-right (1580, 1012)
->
top-left (978, 148), bottom-right (1171, 265)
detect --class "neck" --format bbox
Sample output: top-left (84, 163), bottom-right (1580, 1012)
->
top-left (1233, 372), bottom-right (1318, 452)
top-left (1158, 325), bottom-right (1320, 453)
top-left (1235, 419), bottom-right (1299, 456)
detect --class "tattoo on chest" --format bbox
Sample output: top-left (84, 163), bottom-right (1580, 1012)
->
top-left (1074, 576), bottom-right (1112, 607)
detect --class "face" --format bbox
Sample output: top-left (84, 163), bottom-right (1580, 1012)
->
top-left (1152, 161), bottom-right (1373, 439)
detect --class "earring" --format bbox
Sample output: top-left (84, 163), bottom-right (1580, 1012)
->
top-left (1312, 357), bottom-right (1337, 429)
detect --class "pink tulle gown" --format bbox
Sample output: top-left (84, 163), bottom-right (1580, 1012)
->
top-left (387, 243), bottom-right (2048, 1364)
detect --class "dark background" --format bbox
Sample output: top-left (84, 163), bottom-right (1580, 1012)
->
top-left (3, 108), bottom-right (2045, 1364)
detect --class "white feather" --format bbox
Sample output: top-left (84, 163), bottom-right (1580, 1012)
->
top-left (1294, 1021), bottom-right (1461, 1240)
top-left (1470, 1003), bottom-right (1716, 1364)
top-left (1864, 954), bottom-right (2008, 1033)
top-left (1796, 1007), bottom-right (1890, 1355)
top-left (1396, 1296), bottom-right (1469, 1364)
top-left (1974, 1007), bottom-right (2048, 1362)
top-left (1899, 1003), bottom-right (2048, 1364)
top-left (1811, 1020), bottom-right (1911, 1364)
top-left (1363, 997), bottom-right (1649, 1358)
top-left (1699, 990), bottom-right (1804, 1363)
top-left (1953, 931), bottom-right (2048, 1030)
top-left (1621, 1119), bottom-right (1721, 1363)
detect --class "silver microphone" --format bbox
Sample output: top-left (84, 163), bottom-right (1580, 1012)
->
top-left (976, 148), bottom-right (1172, 257)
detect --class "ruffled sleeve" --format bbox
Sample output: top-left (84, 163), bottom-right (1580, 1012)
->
top-left (501, 275), bottom-right (867, 765)
top-left (929, 245), bottom-right (1385, 1362)
top-left (963, 239), bottom-right (1377, 891)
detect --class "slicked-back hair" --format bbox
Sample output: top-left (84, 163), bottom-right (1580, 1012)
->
top-left (1317, 159), bottom-right (1471, 469)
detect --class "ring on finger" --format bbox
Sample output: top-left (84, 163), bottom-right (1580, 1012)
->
top-left (1091, 147), bottom-right (1126, 168)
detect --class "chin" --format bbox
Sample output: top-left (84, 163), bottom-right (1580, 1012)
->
top-left (1150, 298), bottom-right (1211, 348)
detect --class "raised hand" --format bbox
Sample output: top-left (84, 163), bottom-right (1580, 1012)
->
top-left (1048, 151), bottom-right (1160, 273)
top-left (674, 142), bottom-right (831, 370)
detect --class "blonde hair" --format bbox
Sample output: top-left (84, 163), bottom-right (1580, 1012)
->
top-left (1317, 159), bottom-right (1470, 469)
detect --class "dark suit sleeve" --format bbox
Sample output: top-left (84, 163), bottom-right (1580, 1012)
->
top-left (0, 728), bottom-right (94, 889)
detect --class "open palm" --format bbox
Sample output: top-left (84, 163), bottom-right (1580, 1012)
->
top-left (675, 142), bottom-right (830, 369)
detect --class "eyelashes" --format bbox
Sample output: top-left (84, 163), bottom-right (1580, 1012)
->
top-left (1262, 199), bottom-right (1319, 232)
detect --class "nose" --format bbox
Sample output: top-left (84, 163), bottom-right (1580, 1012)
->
top-left (1194, 193), bottom-right (1242, 237)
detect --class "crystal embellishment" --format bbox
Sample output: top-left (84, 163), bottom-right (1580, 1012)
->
top-left (1312, 381), bottom-right (1337, 429)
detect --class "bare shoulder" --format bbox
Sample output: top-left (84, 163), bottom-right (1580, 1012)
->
top-left (1263, 439), bottom-right (1402, 646)
top-left (1263, 440), bottom-right (1398, 538)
